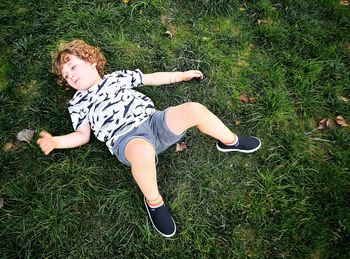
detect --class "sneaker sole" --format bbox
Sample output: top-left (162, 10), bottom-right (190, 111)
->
top-left (143, 198), bottom-right (176, 238)
top-left (216, 141), bottom-right (261, 153)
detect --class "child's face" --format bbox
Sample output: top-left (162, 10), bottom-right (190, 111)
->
top-left (61, 54), bottom-right (102, 91)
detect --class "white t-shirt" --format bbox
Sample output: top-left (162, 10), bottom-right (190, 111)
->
top-left (68, 69), bottom-right (156, 154)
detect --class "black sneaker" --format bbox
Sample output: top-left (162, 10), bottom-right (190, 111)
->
top-left (144, 197), bottom-right (176, 237)
top-left (216, 135), bottom-right (261, 153)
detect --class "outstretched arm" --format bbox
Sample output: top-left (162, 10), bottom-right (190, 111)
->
top-left (143, 70), bottom-right (204, 86)
top-left (36, 123), bottom-right (91, 155)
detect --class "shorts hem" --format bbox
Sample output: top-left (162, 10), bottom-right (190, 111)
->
top-left (119, 136), bottom-right (159, 167)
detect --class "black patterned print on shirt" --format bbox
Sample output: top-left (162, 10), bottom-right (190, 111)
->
top-left (68, 69), bottom-right (156, 154)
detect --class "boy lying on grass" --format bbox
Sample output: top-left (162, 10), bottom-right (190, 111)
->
top-left (37, 39), bottom-right (261, 237)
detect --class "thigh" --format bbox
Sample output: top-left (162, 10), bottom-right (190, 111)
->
top-left (125, 137), bottom-right (156, 167)
top-left (165, 102), bottom-right (205, 135)
top-left (113, 123), bottom-right (157, 166)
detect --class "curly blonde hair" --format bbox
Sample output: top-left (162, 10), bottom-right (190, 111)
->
top-left (52, 39), bottom-right (106, 86)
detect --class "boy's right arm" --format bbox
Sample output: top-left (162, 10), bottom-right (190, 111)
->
top-left (36, 123), bottom-right (91, 155)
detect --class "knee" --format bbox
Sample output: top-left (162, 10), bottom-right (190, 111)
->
top-left (125, 138), bottom-right (155, 167)
top-left (183, 102), bottom-right (208, 119)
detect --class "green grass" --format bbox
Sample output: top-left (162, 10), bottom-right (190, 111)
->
top-left (1, 0), bottom-right (350, 257)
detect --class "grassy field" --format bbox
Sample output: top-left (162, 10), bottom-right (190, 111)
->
top-left (1, 0), bottom-right (350, 257)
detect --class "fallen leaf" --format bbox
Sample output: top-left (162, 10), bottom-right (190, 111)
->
top-left (340, 96), bottom-right (349, 103)
top-left (239, 94), bottom-right (249, 102)
top-left (121, 0), bottom-right (131, 4)
top-left (317, 118), bottom-right (327, 129)
top-left (239, 7), bottom-right (246, 12)
top-left (165, 30), bottom-right (173, 38)
top-left (335, 115), bottom-right (349, 127)
top-left (175, 142), bottom-right (187, 152)
top-left (249, 97), bottom-right (257, 103)
top-left (257, 19), bottom-right (269, 25)
top-left (16, 129), bottom-right (35, 142)
top-left (317, 118), bottom-right (332, 130)
top-left (234, 120), bottom-right (241, 125)
top-left (239, 94), bottom-right (257, 103)
top-left (2, 142), bottom-right (14, 152)
top-left (340, 0), bottom-right (349, 6)
top-left (0, 198), bottom-right (3, 208)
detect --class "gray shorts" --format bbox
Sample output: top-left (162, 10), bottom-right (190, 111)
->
top-left (112, 108), bottom-right (185, 166)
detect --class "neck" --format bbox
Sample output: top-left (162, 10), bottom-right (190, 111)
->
top-left (93, 76), bottom-right (103, 86)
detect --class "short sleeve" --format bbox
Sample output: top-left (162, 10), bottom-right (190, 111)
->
top-left (108, 69), bottom-right (144, 89)
top-left (68, 99), bottom-right (89, 130)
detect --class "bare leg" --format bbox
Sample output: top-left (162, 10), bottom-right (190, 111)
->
top-left (125, 138), bottom-right (177, 237)
top-left (165, 102), bottom-right (237, 144)
top-left (125, 138), bottom-right (162, 204)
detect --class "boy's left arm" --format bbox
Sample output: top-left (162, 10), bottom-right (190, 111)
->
top-left (142, 70), bottom-right (204, 86)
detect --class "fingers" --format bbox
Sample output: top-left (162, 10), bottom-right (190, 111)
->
top-left (192, 70), bottom-right (204, 79)
top-left (39, 130), bottom-right (50, 138)
top-left (36, 131), bottom-right (54, 155)
top-left (36, 131), bottom-right (46, 145)
top-left (194, 70), bottom-right (203, 76)
top-left (194, 71), bottom-right (204, 80)
top-left (39, 144), bottom-right (50, 155)
top-left (38, 141), bottom-right (53, 155)
top-left (184, 70), bottom-right (204, 81)
top-left (37, 131), bottom-right (49, 144)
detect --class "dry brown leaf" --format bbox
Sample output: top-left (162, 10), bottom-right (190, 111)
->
top-left (16, 129), bottom-right (35, 142)
top-left (175, 142), bottom-right (187, 152)
top-left (121, 0), bottom-right (131, 4)
top-left (317, 118), bottom-right (327, 129)
top-left (335, 115), bottom-right (349, 127)
top-left (0, 198), bottom-right (3, 209)
top-left (2, 142), bottom-right (14, 152)
top-left (234, 120), bottom-right (241, 125)
top-left (239, 94), bottom-right (250, 102)
top-left (249, 97), bottom-right (257, 103)
top-left (239, 94), bottom-right (257, 103)
top-left (340, 0), bottom-right (349, 6)
top-left (317, 118), bottom-right (332, 130)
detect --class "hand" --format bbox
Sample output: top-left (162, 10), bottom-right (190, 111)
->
top-left (36, 131), bottom-right (56, 155)
top-left (182, 70), bottom-right (204, 81)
